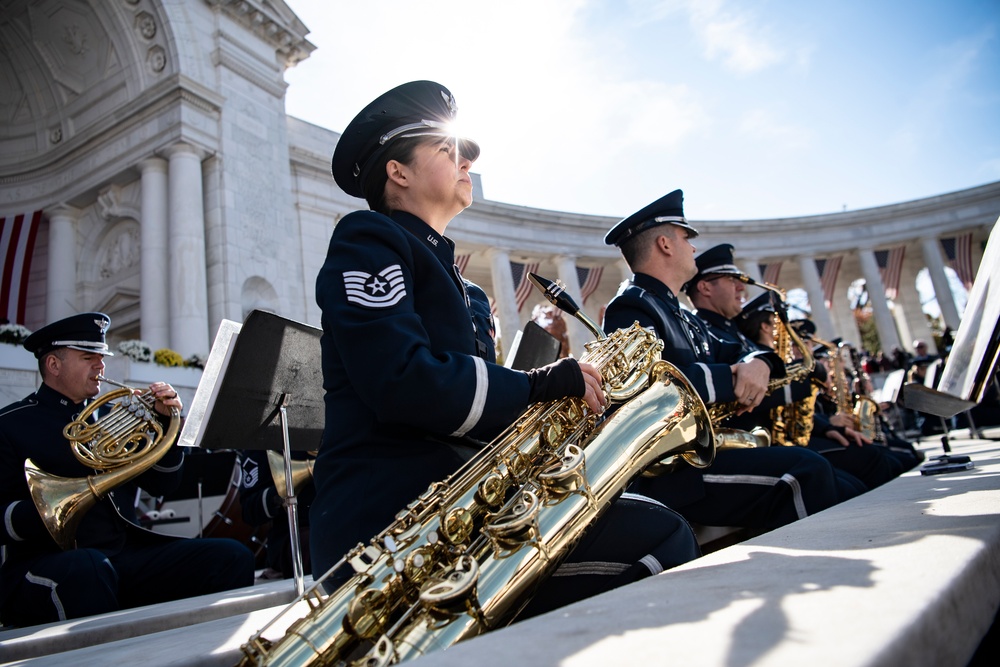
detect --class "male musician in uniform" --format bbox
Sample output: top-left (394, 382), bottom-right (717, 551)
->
top-left (603, 190), bottom-right (861, 532)
top-left (0, 313), bottom-right (254, 627)
top-left (700, 253), bottom-right (902, 490)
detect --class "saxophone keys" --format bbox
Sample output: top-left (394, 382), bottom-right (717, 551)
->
top-left (537, 444), bottom-right (588, 498)
top-left (418, 554), bottom-right (480, 617)
top-left (484, 489), bottom-right (541, 550)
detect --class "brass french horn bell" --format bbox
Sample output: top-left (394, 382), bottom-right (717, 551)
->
top-left (25, 376), bottom-right (180, 550)
top-left (265, 450), bottom-right (315, 498)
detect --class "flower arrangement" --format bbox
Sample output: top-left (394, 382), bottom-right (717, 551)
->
top-left (117, 339), bottom-right (153, 362)
top-left (184, 354), bottom-right (206, 370)
top-left (0, 323), bottom-right (32, 346)
top-left (153, 348), bottom-right (185, 368)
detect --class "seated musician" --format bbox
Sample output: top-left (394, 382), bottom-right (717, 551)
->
top-left (311, 81), bottom-right (702, 620)
top-left (603, 189), bottom-right (861, 533)
top-left (735, 293), bottom-right (902, 489)
top-left (0, 313), bottom-right (254, 627)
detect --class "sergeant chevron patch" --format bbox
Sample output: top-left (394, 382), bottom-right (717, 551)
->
top-left (343, 264), bottom-right (407, 308)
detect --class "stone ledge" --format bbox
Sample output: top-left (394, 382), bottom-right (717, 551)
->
top-left (0, 576), bottom-right (309, 663)
top-left (4, 431), bottom-right (998, 666)
top-left (408, 430), bottom-right (1000, 667)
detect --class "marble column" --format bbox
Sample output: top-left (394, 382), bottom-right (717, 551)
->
top-left (895, 253), bottom-right (937, 354)
top-left (554, 255), bottom-right (590, 359)
top-left (858, 248), bottom-right (902, 353)
top-left (166, 143), bottom-right (210, 357)
top-left (920, 236), bottom-right (961, 331)
top-left (45, 204), bottom-right (79, 323)
top-left (797, 255), bottom-right (836, 340)
top-left (488, 248), bottom-right (520, 361)
top-left (138, 157), bottom-right (169, 350)
top-left (202, 155), bottom-right (226, 341)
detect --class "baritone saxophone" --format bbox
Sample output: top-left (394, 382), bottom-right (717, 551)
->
top-left (238, 273), bottom-right (739, 667)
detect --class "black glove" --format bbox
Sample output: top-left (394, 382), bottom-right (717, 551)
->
top-left (525, 357), bottom-right (585, 404)
top-left (811, 362), bottom-right (828, 384)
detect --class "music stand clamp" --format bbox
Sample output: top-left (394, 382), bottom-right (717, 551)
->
top-left (178, 310), bottom-right (324, 595)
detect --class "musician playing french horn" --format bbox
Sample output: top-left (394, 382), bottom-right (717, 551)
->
top-left (604, 195), bottom-right (859, 532)
top-left (0, 312), bottom-right (254, 627)
top-left (311, 81), bottom-right (701, 621)
top-left (734, 294), bottom-right (902, 491)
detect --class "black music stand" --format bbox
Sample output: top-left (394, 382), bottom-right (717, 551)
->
top-left (506, 320), bottom-right (562, 371)
top-left (901, 219), bottom-right (1000, 458)
top-left (178, 310), bottom-right (324, 594)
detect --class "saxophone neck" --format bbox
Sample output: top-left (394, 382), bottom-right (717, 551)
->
top-left (527, 273), bottom-right (605, 340)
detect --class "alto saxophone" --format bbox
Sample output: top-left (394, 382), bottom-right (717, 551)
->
top-left (707, 278), bottom-right (815, 433)
top-left (238, 274), bottom-right (735, 667)
top-left (821, 339), bottom-right (883, 442)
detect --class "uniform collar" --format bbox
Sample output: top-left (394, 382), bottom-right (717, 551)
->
top-left (390, 210), bottom-right (456, 268)
top-left (632, 272), bottom-right (680, 307)
top-left (36, 383), bottom-right (88, 415)
top-left (696, 308), bottom-right (736, 331)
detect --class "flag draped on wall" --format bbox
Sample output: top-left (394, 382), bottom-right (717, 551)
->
top-left (875, 246), bottom-right (906, 300)
top-left (759, 262), bottom-right (782, 285)
top-left (454, 253), bottom-right (471, 275)
top-left (511, 260), bottom-right (540, 312)
top-left (576, 265), bottom-right (604, 306)
top-left (816, 256), bottom-right (842, 308)
top-left (1, 210), bottom-right (43, 325)
top-left (940, 233), bottom-right (975, 288)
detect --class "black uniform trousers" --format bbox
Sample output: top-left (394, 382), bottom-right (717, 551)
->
top-left (518, 493), bottom-right (701, 618)
top-left (2, 537), bottom-right (253, 627)
top-left (630, 446), bottom-right (857, 532)
top-left (806, 436), bottom-right (903, 489)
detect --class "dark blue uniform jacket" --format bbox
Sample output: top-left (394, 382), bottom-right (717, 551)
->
top-left (697, 308), bottom-right (815, 430)
top-left (311, 209), bottom-right (532, 576)
top-left (0, 384), bottom-right (183, 584)
top-left (603, 273), bottom-right (777, 405)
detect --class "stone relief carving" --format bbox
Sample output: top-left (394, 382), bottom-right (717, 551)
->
top-left (99, 226), bottom-right (141, 279)
top-left (135, 12), bottom-right (156, 40)
top-left (97, 184), bottom-right (125, 220)
top-left (62, 23), bottom-right (89, 56)
top-left (148, 45), bottom-right (166, 73)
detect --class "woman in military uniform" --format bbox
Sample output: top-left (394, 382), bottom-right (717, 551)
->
top-left (311, 81), bottom-right (701, 613)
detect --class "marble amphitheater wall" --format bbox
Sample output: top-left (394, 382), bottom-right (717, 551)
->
top-left (2, 1), bottom-right (998, 365)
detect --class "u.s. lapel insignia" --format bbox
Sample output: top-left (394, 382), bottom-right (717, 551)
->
top-left (343, 264), bottom-right (407, 308)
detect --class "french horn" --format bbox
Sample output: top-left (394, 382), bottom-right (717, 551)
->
top-left (25, 376), bottom-right (181, 550)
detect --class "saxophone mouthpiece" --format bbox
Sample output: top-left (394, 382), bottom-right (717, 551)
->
top-left (527, 273), bottom-right (581, 316)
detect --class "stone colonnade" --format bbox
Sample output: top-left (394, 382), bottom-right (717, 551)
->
top-left (443, 183), bottom-right (998, 362)
top-left (44, 143), bottom-right (210, 357)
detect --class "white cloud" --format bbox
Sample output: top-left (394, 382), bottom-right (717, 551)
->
top-left (685, 0), bottom-right (785, 73)
top-left (738, 108), bottom-right (813, 151)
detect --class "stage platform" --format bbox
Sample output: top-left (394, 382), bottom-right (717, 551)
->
top-left (3, 427), bottom-right (998, 667)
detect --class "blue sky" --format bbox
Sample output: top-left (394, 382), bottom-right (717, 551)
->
top-left (283, 0), bottom-right (999, 221)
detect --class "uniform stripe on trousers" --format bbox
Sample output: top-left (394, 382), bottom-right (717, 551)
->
top-left (703, 472), bottom-right (808, 519)
top-left (25, 572), bottom-right (67, 621)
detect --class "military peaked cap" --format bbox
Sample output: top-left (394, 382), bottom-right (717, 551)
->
top-left (604, 189), bottom-right (699, 247)
top-left (23, 312), bottom-right (113, 358)
top-left (331, 80), bottom-right (480, 199)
